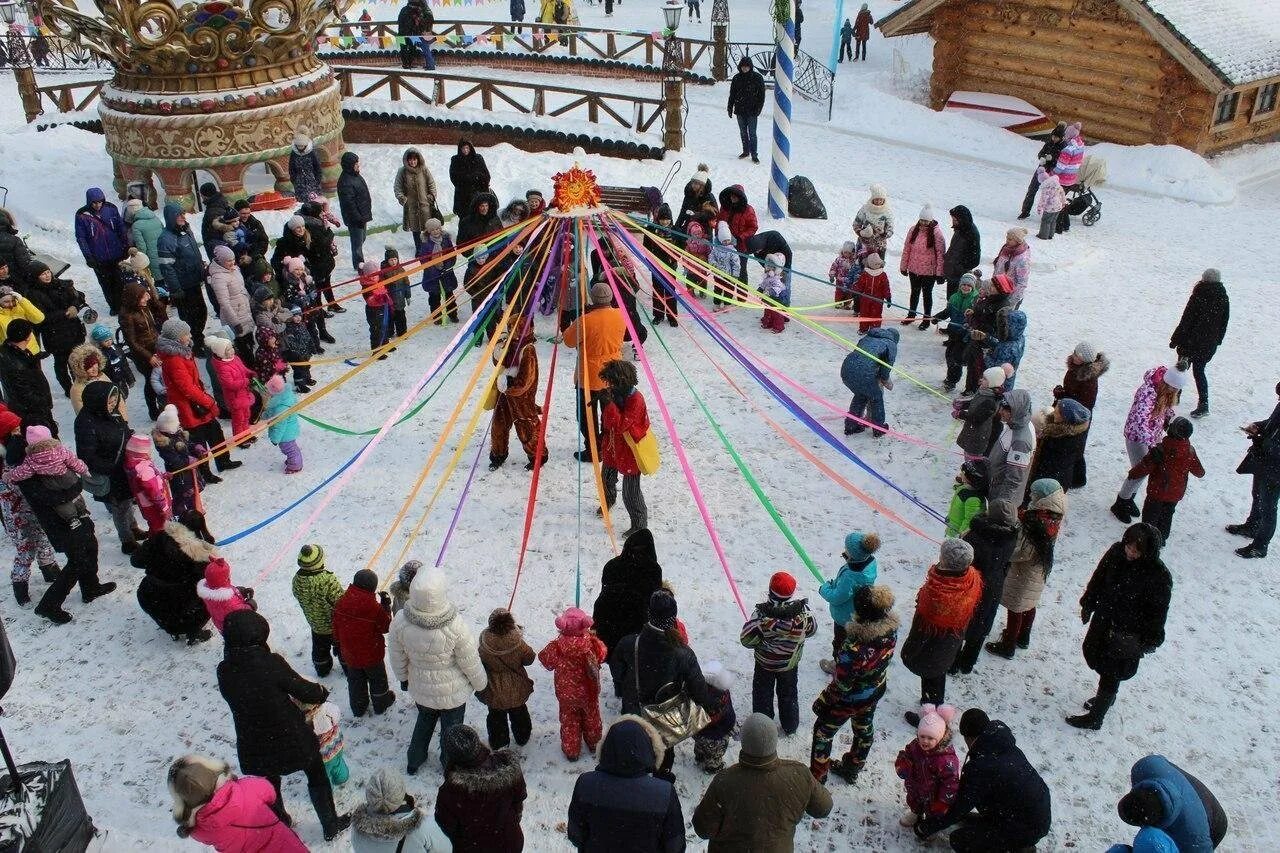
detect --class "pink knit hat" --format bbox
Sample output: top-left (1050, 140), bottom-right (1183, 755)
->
top-left (24, 425), bottom-right (52, 444)
top-left (283, 256), bottom-right (306, 275)
top-left (265, 374), bottom-right (287, 395)
top-left (554, 607), bottom-right (593, 636)
top-left (917, 703), bottom-right (956, 741)
top-left (125, 433), bottom-right (152, 455)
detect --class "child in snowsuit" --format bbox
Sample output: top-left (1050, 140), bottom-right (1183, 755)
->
top-left (684, 220), bottom-right (712, 277)
top-left (153, 405), bottom-right (204, 518)
top-left (0, 408), bottom-right (59, 606)
top-left (332, 569), bottom-right (396, 717)
top-left (197, 556), bottom-right (255, 634)
top-left (90, 325), bottom-right (135, 402)
top-left (817, 531), bottom-right (880, 673)
top-left (293, 543), bottom-right (344, 677)
top-left (205, 336), bottom-right (257, 441)
top-left (931, 272), bottom-right (978, 391)
top-left (739, 571), bottom-right (817, 736)
top-left (851, 252), bottom-right (890, 332)
top-left (1035, 167), bottom-right (1066, 240)
top-left (489, 316), bottom-right (544, 470)
top-left (1128, 416), bottom-right (1204, 543)
top-left (538, 606), bottom-right (608, 760)
top-left (972, 308), bottom-right (1028, 389)
top-left (830, 241), bottom-right (859, 308)
top-left (123, 433), bottom-right (170, 535)
top-left (264, 374), bottom-right (303, 474)
top-left (894, 703), bottom-right (960, 827)
top-left (759, 253), bottom-right (788, 333)
top-left (956, 366), bottom-right (1007, 458)
top-left (359, 261), bottom-right (394, 354)
top-left (168, 755), bottom-right (306, 852)
top-left (693, 660), bottom-right (737, 773)
top-left (251, 287), bottom-right (288, 383)
top-left (280, 308), bottom-right (315, 393)
top-left (946, 460), bottom-right (988, 538)
top-left (708, 220), bottom-right (742, 309)
top-left (307, 701), bottom-right (349, 786)
top-left (4, 425), bottom-right (90, 528)
top-left (416, 224), bottom-right (460, 323)
top-left (478, 607), bottom-right (536, 750)
top-left (383, 253), bottom-right (410, 342)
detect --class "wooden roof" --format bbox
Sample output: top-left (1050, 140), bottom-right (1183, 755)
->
top-left (876, 0), bottom-right (1280, 92)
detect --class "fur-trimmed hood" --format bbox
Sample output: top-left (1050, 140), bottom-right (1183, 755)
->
top-left (444, 748), bottom-right (522, 793)
top-left (845, 610), bottom-right (900, 641)
top-left (1069, 352), bottom-right (1110, 382)
top-left (595, 715), bottom-right (664, 778)
top-left (68, 343), bottom-right (102, 383)
top-left (478, 627), bottom-right (526, 657)
top-left (351, 801), bottom-right (423, 841)
top-left (1035, 411), bottom-right (1091, 439)
top-left (165, 519), bottom-right (218, 563)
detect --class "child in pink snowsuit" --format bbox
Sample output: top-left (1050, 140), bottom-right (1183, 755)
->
top-left (196, 556), bottom-right (255, 633)
top-left (168, 755), bottom-right (305, 853)
top-left (537, 606), bottom-right (608, 760)
top-left (3, 425), bottom-right (90, 527)
top-left (894, 703), bottom-right (961, 827)
top-left (205, 336), bottom-right (257, 441)
top-left (123, 433), bottom-right (171, 535)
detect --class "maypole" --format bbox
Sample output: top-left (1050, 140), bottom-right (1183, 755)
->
top-left (768, 0), bottom-right (796, 219)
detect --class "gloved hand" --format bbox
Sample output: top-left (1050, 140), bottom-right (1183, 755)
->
top-left (378, 591), bottom-right (391, 611)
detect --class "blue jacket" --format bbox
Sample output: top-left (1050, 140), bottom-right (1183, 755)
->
top-left (841, 327), bottom-right (898, 396)
top-left (1107, 827), bottom-right (1179, 853)
top-left (74, 188), bottom-right (128, 264)
top-left (818, 555), bottom-right (877, 626)
top-left (265, 385), bottom-right (301, 444)
top-left (156, 203), bottom-right (206, 295)
top-left (980, 310), bottom-right (1027, 381)
top-left (1126, 755), bottom-right (1215, 853)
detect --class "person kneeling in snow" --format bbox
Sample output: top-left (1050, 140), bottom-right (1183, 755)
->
top-left (169, 754), bottom-right (306, 852)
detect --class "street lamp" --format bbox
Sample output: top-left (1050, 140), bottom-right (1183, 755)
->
top-left (661, 0), bottom-right (684, 150)
top-left (1, 0), bottom-right (42, 122)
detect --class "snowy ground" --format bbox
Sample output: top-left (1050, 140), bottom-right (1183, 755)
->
top-left (1, 1), bottom-right (1279, 849)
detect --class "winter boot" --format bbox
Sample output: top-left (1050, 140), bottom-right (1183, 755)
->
top-left (488, 455), bottom-right (507, 471)
top-left (371, 689), bottom-right (396, 714)
top-left (1016, 610), bottom-right (1036, 649)
top-left (829, 757), bottom-right (860, 784)
top-left (1226, 523), bottom-right (1257, 538)
top-left (186, 628), bottom-right (213, 645)
top-left (903, 711), bottom-right (921, 727)
top-left (1109, 496), bottom-right (1138, 523)
top-left (309, 782), bottom-right (351, 841)
top-left (985, 638), bottom-right (1016, 659)
top-left (12, 582), bottom-right (30, 606)
top-left (1190, 404), bottom-right (1208, 418)
top-left (1236, 545), bottom-right (1268, 559)
top-left (39, 563), bottom-right (60, 583)
top-left (34, 602), bottom-right (72, 625)
top-left (1066, 692), bottom-right (1115, 730)
top-left (82, 582), bottom-right (117, 604)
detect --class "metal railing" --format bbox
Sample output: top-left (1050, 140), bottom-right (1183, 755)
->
top-left (0, 33), bottom-right (109, 73)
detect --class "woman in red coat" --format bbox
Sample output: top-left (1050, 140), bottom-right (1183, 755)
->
top-left (331, 568), bottom-right (396, 718)
top-left (599, 359), bottom-right (650, 540)
top-left (155, 318), bottom-right (241, 479)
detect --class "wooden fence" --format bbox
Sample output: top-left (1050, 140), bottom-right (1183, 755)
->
top-left (34, 79), bottom-right (106, 115)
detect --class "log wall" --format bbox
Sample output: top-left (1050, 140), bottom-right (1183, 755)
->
top-left (923, 0), bottom-right (1262, 152)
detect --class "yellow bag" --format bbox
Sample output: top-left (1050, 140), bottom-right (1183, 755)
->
top-left (482, 382), bottom-right (498, 411)
top-left (624, 429), bottom-right (661, 475)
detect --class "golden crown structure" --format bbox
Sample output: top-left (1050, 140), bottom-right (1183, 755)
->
top-left (41, 0), bottom-right (350, 207)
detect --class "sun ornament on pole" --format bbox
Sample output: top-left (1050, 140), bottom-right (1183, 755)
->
top-left (550, 164), bottom-right (604, 216)
top-left (768, 0), bottom-right (796, 219)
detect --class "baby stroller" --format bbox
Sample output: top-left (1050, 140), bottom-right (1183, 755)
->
top-left (1063, 155), bottom-right (1107, 226)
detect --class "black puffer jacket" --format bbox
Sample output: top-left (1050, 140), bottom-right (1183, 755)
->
top-left (613, 624), bottom-right (714, 716)
top-left (73, 382), bottom-right (132, 503)
top-left (727, 59), bottom-right (766, 117)
top-left (592, 530), bottom-right (663, 657)
top-left (962, 510), bottom-right (1020, 646)
top-left (1169, 278), bottom-right (1229, 362)
top-left (133, 520), bottom-right (212, 637)
top-left (24, 264), bottom-right (87, 354)
top-left (0, 209), bottom-right (37, 285)
top-left (943, 205), bottom-right (981, 279)
top-left (673, 180), bottom-right (717, 243)
top-left (0, 343), bottom-right (53, 426)
top-left (456, 191), bottom-right (502, 255)
top-left (336, 151), bottom-right (373, 227)
top-left (1080, 534), bottom-right (1172, 682)
top-left (217, 610), bottom-right (327, 777)
top-left (916, 719), bottom-right (1052, 845)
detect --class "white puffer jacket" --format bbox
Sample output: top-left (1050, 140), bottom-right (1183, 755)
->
top-left (388, 570), bottom-right (487, 710)
top-left (207, 262), bottom-right (253, 335)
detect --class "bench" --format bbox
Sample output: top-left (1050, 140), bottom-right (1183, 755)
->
top-left (599, 185), bottom-right (662, 215)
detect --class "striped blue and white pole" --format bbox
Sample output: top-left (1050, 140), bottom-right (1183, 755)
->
top-left (768, 1), bottom-right (796, 219)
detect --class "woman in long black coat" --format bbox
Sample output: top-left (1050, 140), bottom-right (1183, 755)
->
top-left (953, 500), bottom-right (1020, 674)
top-left (449, 139), bottom-right (491, 218)
top-left (24, 261), bottom-right (86, 395)
top-left (592, 529), bottom-right (663, 689)
top-left (1169, 269), bottom-right (1228, 417)
top-left (673, 173), bottom-right (717, 247)
top-left (942, 205), bottom-right (980, 298)
top-left (132, 516), bottom-right (212, 644)
top-left (1067, 523), bottom-right (1171, 730)
top-left (217, 610), bottom-right (350, 840)
top-left (74, 382), bottom-right (143, 555)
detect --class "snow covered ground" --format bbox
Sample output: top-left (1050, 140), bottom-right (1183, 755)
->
top-left (0, 0), bottom-right (1279, 849)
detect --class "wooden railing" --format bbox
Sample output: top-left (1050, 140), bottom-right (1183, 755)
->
top-left (333, 66), bottom-right (665, 134)
top-left (34, 79), bottom-right (107, 115)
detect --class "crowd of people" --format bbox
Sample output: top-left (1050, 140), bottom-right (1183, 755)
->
top-left (0, 118), bottom-right (1266, 851)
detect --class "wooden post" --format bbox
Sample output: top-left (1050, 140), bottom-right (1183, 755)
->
top-left (338, 70), bottom-right (353, 97)
top-left (662, 30), bottom-right (685, 150)
top-left (711, 0), bottom-right (730, 81)
top-left (434, 78), bottom-right (445, 105)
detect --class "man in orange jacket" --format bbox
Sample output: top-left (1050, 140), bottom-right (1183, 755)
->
top-left (563, 282), bottom-right (625, 461)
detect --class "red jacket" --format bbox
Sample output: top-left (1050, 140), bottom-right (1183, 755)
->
top-left (331, 584), bottom-right (392, 669)
top-left (159, 350), bottom-right (217, 429)
top-left (853, 269), bottom-right (891, 332)
top-left (1129, 437), bottom-right (1205, 503)
top-left (210, 355), bottom-right (255, 414)
top-left (538, 632), bottom-right (607, 704)
top-left (601, 389), bottom-right (650, 476)
top-left (719, 185), bottom-right (758, 252)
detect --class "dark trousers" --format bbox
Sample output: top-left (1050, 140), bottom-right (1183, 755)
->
top-left (50, 348), bottom-right (73, 394)
top-left (577, 389), bottom-right (605, 450)
top-left (366, 305), bottom-right (390, 350)
top-left (173, 289), bottom-right (209, 346)
top-left (1188, 357), bottom-right (1209, 407)
top-left (839, 38), bottom-right (852, 62)
top-left (390, 307), bottom-right (408, 338)
top-left (486, 705), bottom-right (532, 750)
top-left (265, 752), bottom-right (333, 828)
top-left (36, 520), bottom-right (101, 611)
top-left (89, 260), bottom-right (123, 314)
top-left (948, 815), bottom-right (1040, 853)
top-left (348, 224), bottom-right (367, 271)
top-left (944, 335), bottom-right (967, 384)
top-left (854, 38), bottom-right (868, 60)
top-left (736, 112), bottom-right (759, 158)
top-left (316, 276), bottom-right (337, 307)
top-left (831, 621), bottom-right (847, 659)
top-left (408, 703), bottom-right (466, 772)
top-left (1245, 475), bottom-right (1280, 551)
top-left (131, 354), bottom-right (162, 418)
top-left (751, 663), bottom-right (799, 734)
top-left (1019, 173), bottom-right (1041, 218)
top-left (311, 630), bottom-right (340, 677)
top-left (920, 673), bottom-right (946, 705)
top-left (306, 311), bottom-right (330, 346)
top-left (346, 662), bottom-right (391, 716)
top-left (188, 419), bottom-right (234, 474)
top-left (906, 273), bottom-right (935, 318)
top-left (427, 281), bottom-right (459, 322)
top-left (1141, 498), bottom-right (1178, 543)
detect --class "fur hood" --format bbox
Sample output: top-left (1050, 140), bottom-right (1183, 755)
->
top-left (445, 748), bottom-right (522, 793)
top-left (479, 627), bottom-right (525, 657)
top-left (1027, 487), bottom-right (1068, 517)
top-left (595, 715), bottom-right (665, 777)
top-left (68, 343), bottom-right (102, 383)
top-left (351, 802), bottom-right (422, 841)
top-left (403, 602), bottom-right (458, 631)
top-left (166, 520), bottom-right (218, 563)
top-left (1034, 411), bottom-right (1091, 439)
top-left (196, 579), bottom-right (235, 602)
top-left (846, 610), bottom-right (900, 641)
top-left (1070, 352), bottom-right (1110, 382)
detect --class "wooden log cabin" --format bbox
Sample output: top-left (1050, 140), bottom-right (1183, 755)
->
top-left (877, 0), bottom-right (1280, 154)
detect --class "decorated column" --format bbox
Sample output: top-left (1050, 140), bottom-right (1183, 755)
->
top-left (767, 0), bottom-right (796, 219)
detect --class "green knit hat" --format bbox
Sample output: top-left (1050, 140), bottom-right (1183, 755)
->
top-left (297, 544), bottom-right (325, 571)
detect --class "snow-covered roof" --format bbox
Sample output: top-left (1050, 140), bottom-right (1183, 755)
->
top-left (1138, 0), bottom-right (1280, 87)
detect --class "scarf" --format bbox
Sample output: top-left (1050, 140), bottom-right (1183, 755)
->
top-left (914, 565), bottom-right (982, 636)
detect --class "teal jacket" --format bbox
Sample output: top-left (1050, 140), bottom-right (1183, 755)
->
top-left (818, 556), bottom-right (877, 626)
top-left (265, 385), bottom-right (300, 444)
top-left (945, 482), bottom-right (986, 538)
top-left (129, 207), bottom-right (165, 272)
